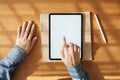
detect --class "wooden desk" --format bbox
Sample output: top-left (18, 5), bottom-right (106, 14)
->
top-left (0, 0), bottom-right (120, 80)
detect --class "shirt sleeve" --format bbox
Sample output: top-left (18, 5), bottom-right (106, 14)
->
top-left (67, 63), bottom-right (90, 80)
top-left (0, 45), bottom-right (27, 80)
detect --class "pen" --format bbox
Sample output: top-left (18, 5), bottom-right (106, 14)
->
top-left (94, 14), bottom-right (107, 44)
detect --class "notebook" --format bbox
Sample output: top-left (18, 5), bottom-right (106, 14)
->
top-left (49, 13), bottom-right (83, 60)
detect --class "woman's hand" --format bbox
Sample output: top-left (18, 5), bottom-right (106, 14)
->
top-left (60, 36), bottom-right (80, 67)
top-left (16, 21), bottom-right (38, 54)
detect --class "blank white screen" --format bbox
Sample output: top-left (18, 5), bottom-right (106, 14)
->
top-left (50, 14), bottom-right (82, 59)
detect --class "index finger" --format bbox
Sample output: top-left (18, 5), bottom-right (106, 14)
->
top-left (63, 36), bottom-right (67, 45)
top-left (62, 36), bottom-right (68, 52)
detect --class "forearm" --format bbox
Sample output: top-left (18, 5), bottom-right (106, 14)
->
top-left (67, 63), bottom-right (90, 80)
top-left (0, 45), bottom-right (26, 80)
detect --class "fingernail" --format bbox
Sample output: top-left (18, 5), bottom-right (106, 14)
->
top-left (29, 20), bottom-right (33, 23)
top-left (33, 24), bottom-right (35, 27)
top-left (35, 37), bottom-right (38, 39)
top-left (23, 21), bottom-right (26, 24)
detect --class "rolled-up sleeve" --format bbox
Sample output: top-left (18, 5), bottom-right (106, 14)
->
top-left (0, 45), bottom-right (27, 80)
top-left (67, 63), bottom-right (90, 80)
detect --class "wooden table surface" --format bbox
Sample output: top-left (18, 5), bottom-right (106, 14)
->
top-left (0, 0), bottom-right (120, 80)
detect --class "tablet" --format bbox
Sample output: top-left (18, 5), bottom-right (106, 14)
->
top-left (49, 13), bottom-right (83, 60)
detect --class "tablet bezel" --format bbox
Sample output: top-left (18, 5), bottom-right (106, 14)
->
top-left (49, 13), bottom-right (83, 60)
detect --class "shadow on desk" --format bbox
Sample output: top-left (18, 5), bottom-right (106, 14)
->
top-left (81, 61), bottom-right (105, 80)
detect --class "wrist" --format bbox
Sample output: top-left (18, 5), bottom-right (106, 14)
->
top-left (65, 61), bottom-right (80, 68)
top-left (15, 45), bottom-right (28, 54)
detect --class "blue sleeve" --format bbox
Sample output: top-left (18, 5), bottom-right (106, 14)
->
top-left (67, 63), bottom-right (90, 80)
top-left (0, 45), bottom-right (27, 80)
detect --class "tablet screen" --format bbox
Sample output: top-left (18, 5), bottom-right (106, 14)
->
top-left (49, 13), bottom-right (83, 60)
